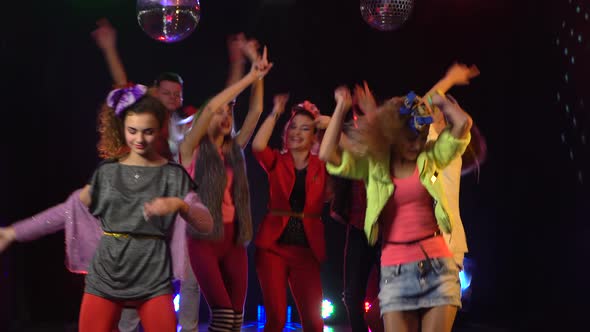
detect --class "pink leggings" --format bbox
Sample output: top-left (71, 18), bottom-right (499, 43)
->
top-left (78, 293), bottom-right (176, 332)
top-left (188, 223), bottom-right (248, 312)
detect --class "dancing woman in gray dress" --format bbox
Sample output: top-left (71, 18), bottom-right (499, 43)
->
top-left (76, 86), bottom-right (213, 332)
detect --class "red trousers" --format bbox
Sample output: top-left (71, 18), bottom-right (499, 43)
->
top-left (187, 223), bottom-right (248, 312)
top-left (255, 245), bottom-right (324, 332)
top-left (78, 293), bottom-right (176, 332)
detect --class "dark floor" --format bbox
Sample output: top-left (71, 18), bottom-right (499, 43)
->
top-left (8, 321), bottom-right (511, 332)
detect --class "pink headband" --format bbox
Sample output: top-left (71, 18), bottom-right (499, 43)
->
top-left (292, 100), bottom-right (320, 119)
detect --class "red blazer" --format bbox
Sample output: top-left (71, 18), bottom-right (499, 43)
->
top-left (253, 147), bottom-right (327, 262)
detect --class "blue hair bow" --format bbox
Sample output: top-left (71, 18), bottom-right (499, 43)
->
top-left (400, 91), bottom-right (433, 134)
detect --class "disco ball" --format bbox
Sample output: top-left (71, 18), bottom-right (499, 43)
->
top-left (360, 0), bottom-right (415, 31)
top-left (137, 0), bottom-right (201, 43)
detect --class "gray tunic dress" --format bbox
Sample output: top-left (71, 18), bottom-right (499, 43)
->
top-left (85, 160), bottom-right (194, 301)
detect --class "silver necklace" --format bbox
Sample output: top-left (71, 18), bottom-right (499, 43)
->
top-left (129, 166), bottom-right (144, 182)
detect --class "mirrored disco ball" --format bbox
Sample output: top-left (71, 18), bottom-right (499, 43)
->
top-left (137, 0), bottom-right (201, 43)
top-left (360, 0), bottom-right (415, 31)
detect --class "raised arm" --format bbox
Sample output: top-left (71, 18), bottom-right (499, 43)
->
top-left (226, 33), bottom-right (247, 87)
top-left (425, 63), bottom-right (479, 133)
top-left (229, 36), bottom-right (265, 148)
top-left (252, 94), bottom-right (289, 152)
top-left (226, 34), bottom-right (261, 86)
top-left (92, 19), bottom-right (128, 87)
top-left (319, 86), bottom-right (352, 166)
top-left (179, 48), bottom-right (273, 166)
top-left (425, 63), bottom-right (479, 97)
top-left (431, 93), bottom-right (472, 139)
top-left (234, 76), bottom-right (264, 148)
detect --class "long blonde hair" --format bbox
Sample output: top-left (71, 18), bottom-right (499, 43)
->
top-left (344, 97), bottom-right (410, 161)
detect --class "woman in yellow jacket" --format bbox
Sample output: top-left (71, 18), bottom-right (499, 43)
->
top-left (320, 80), bottom-right (474, 332)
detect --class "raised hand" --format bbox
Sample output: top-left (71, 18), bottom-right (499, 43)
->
top-left (250, 46), bottom-right (273, 79)
top-left (354, 81), bottom-right (377, 116)
top-left (227, 33), bottom-right (247, 63)
top-left (0, 227), bottom-right (16, 253)
top-left (334, 86), bottom-right (352, 113)
top-left (91, 18), bottom-right (117, 51)
top-left (445, 63), bottom-right (480, 86)
top-left (273, 93), bottom-right (290, 115)
top-left (242, 38), bottom-right (261, 63)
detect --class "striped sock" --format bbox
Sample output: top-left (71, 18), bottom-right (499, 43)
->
top-left (232, 311), bottom-right (243, 332)
top-left (208, 308), bottom-right (234, 332)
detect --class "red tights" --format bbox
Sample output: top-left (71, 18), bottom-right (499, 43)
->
top-left (256, 246), bottom-right (324, 332)
top-left (78, 293), bottom-right (176, 332)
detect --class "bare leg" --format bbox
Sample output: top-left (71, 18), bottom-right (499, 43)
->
top-left (383, 311), bottom-right (420, 332)
top-left (420, 305), bottom-right (457, 332)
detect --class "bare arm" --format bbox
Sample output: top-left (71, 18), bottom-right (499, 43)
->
top-left (92, 19), bottom-right (128, 87)
top-left (425, 63), bottom-right (480, 97)
top-left (179, 47), bottom-right (273, 166)
top-left (431, 94), bottom-right (472, 138)
top-left (179, 71), bottom-right (258, 167)
top-left (79, 185), bottom-right (92, 207)
top-left (425, 63), bottom-right (479, 133)
top-left (319, 87), bottom-right (352, 165)
top-left (235, 78), bottom-right (264, 148)
top-left (225, 33), bottom-right (246, 87)
top-left (226, 35), bottom-right (260, 88)
top-left (234, 41), bottom-right (269, 148)
top-left (252, 94), bottom-right (289, 152)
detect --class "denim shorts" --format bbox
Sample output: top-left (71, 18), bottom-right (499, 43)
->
top-left (379, 257), bottom-right (462, 314)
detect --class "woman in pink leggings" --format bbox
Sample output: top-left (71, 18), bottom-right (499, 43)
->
top-left (178, 47), bottom-right (272, 332)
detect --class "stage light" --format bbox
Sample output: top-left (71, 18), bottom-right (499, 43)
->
top-left (460, 257), bottom-right (475, 298)
top-left (258, 300), bottom-right (334, 323)
top-left (256, 305), bottom-right (290, 324)
top-left (287, 305), bottom-right (292, 323)
top-left (173, 293), bottom-right (180, 312)
top-left (321, 299), bottom-right (334, 319)
top-left (257, 305), bottom-right (264, 322)
top-left (364, 301), bottom-right (371, 313)
top-left (459, 270), bottom-right (472, 292)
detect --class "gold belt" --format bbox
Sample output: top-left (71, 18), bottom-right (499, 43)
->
top-left (269, 209), bottom-right (321, 219)
top-left (103, 232), bottom-right (164, 240)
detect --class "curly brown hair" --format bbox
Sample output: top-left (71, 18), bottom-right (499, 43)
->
top-left (96, 96), bottom-right (168, 159)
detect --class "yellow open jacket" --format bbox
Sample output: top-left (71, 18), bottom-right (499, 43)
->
top-left (326, 129), bottom-right (471, 263)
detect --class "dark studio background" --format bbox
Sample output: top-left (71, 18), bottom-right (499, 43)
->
top-left (1, 0), bottom-right (588, 331)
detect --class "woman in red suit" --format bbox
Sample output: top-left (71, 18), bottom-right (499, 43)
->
top-left (251, 92), bottom-right (344, 332)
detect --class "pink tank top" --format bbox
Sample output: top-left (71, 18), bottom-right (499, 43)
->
top-left (187, 147), bottom-right (236, 224)
top-left (379, 167), bottom-right (451, 266)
